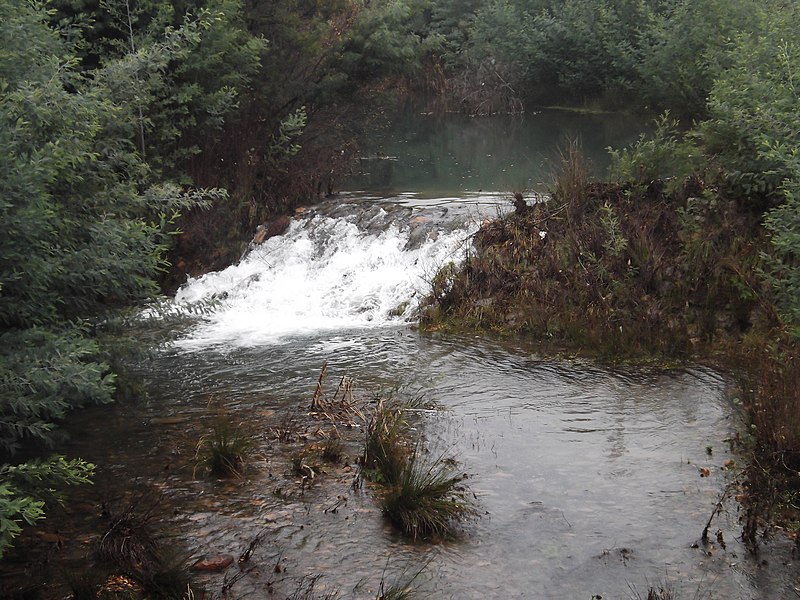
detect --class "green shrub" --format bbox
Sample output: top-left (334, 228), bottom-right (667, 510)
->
top-left (608, 112), bottom-right (702, 192)
top-left (764, 179), bottom-right (800, 330)
top-left (0, 457), bottom-right (94, 558)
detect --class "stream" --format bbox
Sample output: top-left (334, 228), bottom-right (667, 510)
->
top-left (19, 110), bottom-right (800, 599)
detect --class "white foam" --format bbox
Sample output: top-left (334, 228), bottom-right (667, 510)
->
top-left (173, 210), bottom-right (476, 348)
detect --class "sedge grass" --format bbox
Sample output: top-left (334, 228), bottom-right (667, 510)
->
top-left (381, 447), bottom-right (477, 539)
top-left (364, 398), bottom-right (411, 484)
top-left (195, 419), bottom-right (254, 478)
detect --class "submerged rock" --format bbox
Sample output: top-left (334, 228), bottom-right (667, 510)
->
top-left (191, 554), bottom-right (234, 572)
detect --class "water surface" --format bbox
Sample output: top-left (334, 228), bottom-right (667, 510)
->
top-left (109, 194), bottom-right (795, 598)
top-left (18, 113), bottom-right (799, 599)
top-left (345, 108), bottom-right (646, 195)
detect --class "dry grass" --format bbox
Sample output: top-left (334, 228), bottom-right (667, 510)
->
top-left (419, 140), bottom-right (800, 550)
top-left (421, 143), bottom-right (766, 360)
top-left (443, 59), bottom-right (524, 115)
top-left (96, 499), bottom-right (162, 571)
top-left (95, 498), bottom-right (196, 598)
top-left (748, 341), bottom-right (800, 465)
top-left (361, 396), bottom-right (478, 539)
top-left (363, 398), bottom-right (413, 485)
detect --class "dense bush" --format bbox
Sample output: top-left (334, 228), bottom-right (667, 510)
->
top-left (0, 0), bottom-right (218, 554)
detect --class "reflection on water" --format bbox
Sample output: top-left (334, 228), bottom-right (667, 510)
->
top-left (345, 109), bottom-right (647, 195)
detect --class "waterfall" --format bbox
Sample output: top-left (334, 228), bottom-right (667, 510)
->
top-left (173, 200), bottom-right (481, 348)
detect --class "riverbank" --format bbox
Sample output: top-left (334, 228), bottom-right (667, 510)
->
top-left (419, 148), bottom-right (800, 549)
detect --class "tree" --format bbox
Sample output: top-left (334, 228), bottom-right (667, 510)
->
top-left (637, 0), bottom-right (768, 116)
top-left (0, 0), bottom-right (216, 555)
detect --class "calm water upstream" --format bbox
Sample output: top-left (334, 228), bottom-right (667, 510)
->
top-left (26, 111), bottom-right (799, 599)
top-left (346, 108), bottom-right (646, 194)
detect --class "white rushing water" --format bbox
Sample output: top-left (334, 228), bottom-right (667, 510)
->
top-left (174, 203), bottom-right (479, 347)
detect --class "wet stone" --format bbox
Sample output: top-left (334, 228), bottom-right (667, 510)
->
top-left (191, 554), bottom-right (234, 572)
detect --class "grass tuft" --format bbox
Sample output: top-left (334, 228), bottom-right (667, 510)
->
top-left (137, 548), bottom-right (195, 599)
top-left (552, 136), bottom-right (591, 225)
top-left (364, 398), bottom-right (412, 484)
top-left (380, 447), bottom-right (478, 540)
top-left (63, 568), bottom-right (106, 600)
top-left (377, 585), bottom-right (416, 600)
top-left (195, 418), bottom-right (254, 478)
top-left (95, 498), bottom-right (195, 598)
top-left (321, 437), bottom-right (345, 463)
top-left (96, 499), bottom-right (161, 572)
top-left (288, 574), bottom-right (339, 600)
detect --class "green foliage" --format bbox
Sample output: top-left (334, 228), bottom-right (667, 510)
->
top-left (427, 0), bottom-right (483, 61)
top-left (0, 1), bottom-right (210, 329)
top-left (267, 107), bottom-right (308, 172)
top-left (51, 0), bottom-right (266, 179)
top-left (602, 6), bottom-right (800, 336)
top-left (341, 0), bottom-right (440, 80)
top-left (608, 113), bottom-right (702, 191)
top-left (0, 456), bottom-right (94, 558)
top-left (0, 485), bottom-right (44, 559)
top-left (637, 0), bottom-right (768, 115)
top-left (0, 328), bottom-right (114, 453)
top-left (244, 0), bottom-right (351, 107)
top-left (0, 0), bottom-right (224, 558)
top-left (699, 11), bottom-right (800, 204)
top-left (1, 456), bottom-right (94, 502)
top-left (764, 178), bottom-right (800, 330)
top-left (468, 0), bottom-right (656, 105)
top-left (430, 0), bottom-right (779, 113)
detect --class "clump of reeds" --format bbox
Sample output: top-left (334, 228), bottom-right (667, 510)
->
top-left (362, 396), bottom-right (478, 539)
top-left (377, 585), bottom-right (415, 600)
top-left (63, 568), bottom-right (107, 600)
top-left (552, 136), bottom-right (591, 224)
top-left (291, 449), bottom-right (319, 481)
top-left (644, 585), bottom-right (675, 600)
top-left (321, 436), bottom-right (345, 463)
top-left (288, 575), bottom-right (339, 600)
top-left (363, 398), bottom-right (412, 485)
top-left (380, 447), bottom-right (478, 540)
top-left (96, 499), bottom-right (161, 572)
top-left (195, 418), bottom-right (254, 478)
top-left (136, 548), bottom-right (195, 599)
top-left (290, 436), bottom-right (346, 484)
top-left (749, 341), bottom-right (800, 466)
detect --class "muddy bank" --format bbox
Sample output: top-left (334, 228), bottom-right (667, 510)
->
top-left (421, 178), bottom-right (766, 358)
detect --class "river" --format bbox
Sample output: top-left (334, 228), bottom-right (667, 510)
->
top-left (14, 110), bottom-right (800, 599)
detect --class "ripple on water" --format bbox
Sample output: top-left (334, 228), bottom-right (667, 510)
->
top-left (50, 329), bottom-right (786, 599)
top-left (36, 188), bottom-right (793, 598)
